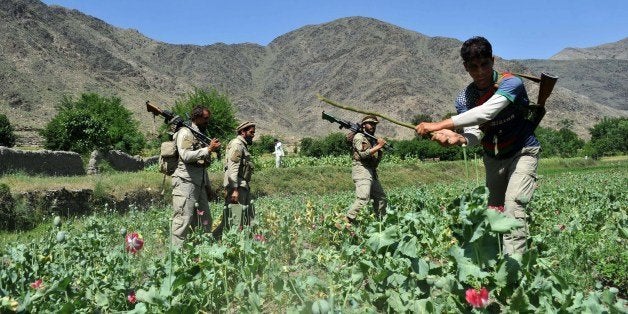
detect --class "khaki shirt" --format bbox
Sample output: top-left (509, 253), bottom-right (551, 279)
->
top-left (172, 125), bottom-right (212, 187)
top-left (223, 135), bottom-right (253, 189)
top-left (352, 132), bottom-right (382, 169)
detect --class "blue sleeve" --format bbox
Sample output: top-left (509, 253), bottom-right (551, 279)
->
top-left (495, 76), bottom-right (524, 103)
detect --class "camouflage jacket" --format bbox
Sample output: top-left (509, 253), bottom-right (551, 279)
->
top-left (223, 135), bottom-right (253, 189)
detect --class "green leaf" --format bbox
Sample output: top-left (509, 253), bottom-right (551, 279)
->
top-left (509, 286), bottom-right (533, 313)
top-left (411, 258), bottom-right (430, 279)
top-left (469, 224), bottom-right (486, 242)
top-left (387, 273), bottom-right (407, 287)
top-left (409, 298), bottom-right (434, 313)
top-left (485, 209), bottom-right (524, 232)
top-left (127, 303), bottom-right (148, 314)
top-left (397, 236), bottom-right (418, 258)
top-left (136, 286), bottom-right (164, 305)
top-left (448, 246), bottom-right (488, 282)
top-left (387, 290), bottom-right (407, 312)
top-left (94, 292), bottom-right (109, 308)
top-left (366, 227), bottom-right (397, 252)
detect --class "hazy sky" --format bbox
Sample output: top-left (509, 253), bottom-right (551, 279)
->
top-left (40, 0), bottom-right (627, 60)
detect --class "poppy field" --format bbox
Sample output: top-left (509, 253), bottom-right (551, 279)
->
top-left (0, 164), bottom-right (626, 313)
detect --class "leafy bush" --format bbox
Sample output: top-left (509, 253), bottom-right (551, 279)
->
top-left (0, 184), bottom-right (15, 230)
top-left (586, 117), bottom-right (628, 158)
top-left (535, 126), bottom-right (585, 157)
top-left (0, 113), bottom-right (17, 147)
top-left (299, 132), bottom-right (349, 157)
top-left (249, 134), bottom-right (276, 156)
top-left (170, 87), bottom-right (238, 144)
top-left (389, 138), bottom-right (464, 161)
top-left (40, 93), bottom-right (145, 155)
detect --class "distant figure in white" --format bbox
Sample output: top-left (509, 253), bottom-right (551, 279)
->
top-left (273, 138), bottom-right (285, 168)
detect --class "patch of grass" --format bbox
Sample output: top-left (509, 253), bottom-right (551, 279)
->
top-left (1, 156), bottom-right (626, 199)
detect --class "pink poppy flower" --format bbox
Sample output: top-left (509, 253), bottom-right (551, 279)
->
top-left (465, 287), bottom-right (489, 308)
top-left (127, 290), bottom-right (137, 304)
top-left (125, 232), bottom-right (144, 254)
top-left (202, 220), bottom-right (209, 226)
top-left (30, 279), bottom-right (43, 289)
top-left (196, 210), bottom-right (205, 216)
top-left (253, 234), bottom-right (267, 243)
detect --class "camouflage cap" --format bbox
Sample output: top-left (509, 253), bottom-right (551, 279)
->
top-left (236, 121), bottom-right (256, 133)
top-left (361, 115), bottom-right (379, 125)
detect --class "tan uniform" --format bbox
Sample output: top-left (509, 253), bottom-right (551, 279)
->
top-left (347, 132), bottom-right (387, 220)
top-left (214, 135), bottom-right (254, 236)
top-left (484, 146), bottom-right (540, 255)
top-left (170, 125), bottom-right (213, 246)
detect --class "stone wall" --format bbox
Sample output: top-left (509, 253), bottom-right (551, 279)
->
top-left (0, 147), bottom-right (158, 176)
top-left (0, 146), bottom-right (85, 176)
top-left (18, 187), bottom-right (165, 217)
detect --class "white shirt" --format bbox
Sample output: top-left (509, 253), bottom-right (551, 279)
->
top-left (274, 142), bottom-right (284, 157)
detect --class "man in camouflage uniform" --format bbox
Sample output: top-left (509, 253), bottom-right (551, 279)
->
top-left (170, 106), bottom-right (221, 246)
top-left (346, 115), bottom-right (388, 223)
top-left (213, 121), bottom-right (256, 238)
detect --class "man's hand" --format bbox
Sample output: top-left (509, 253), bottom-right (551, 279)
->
top-left (376, 138), bottom-right (386, 148)
top-left (207, 138), bottom-right (221, 152)
top-left (415, 118), bottom-right (455, 136)
top-left (415, 122), bottom-right (438, 136)
top-left (430, 130), bottom-right (466, 147)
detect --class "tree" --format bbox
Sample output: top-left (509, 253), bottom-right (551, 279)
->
top-left (249, 134), bottom-right (276, 155)
top-left (0, 114), bottom-right (17, 147)
top-left (41, 93), bottom-right (145, 155)
top-left (586, 117), bottom-right (628, 158)
top-left (535, 126), bottom-right (584, 158)
top-left (299, 133), bottom-right (349, 157)
top-left (171, 88), bottom-right (238, 143)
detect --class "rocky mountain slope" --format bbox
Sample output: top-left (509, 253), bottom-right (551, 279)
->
top-left (517, 38), bottom-right (627, 111)
top-left (1, 0), bottom-right (625, 145)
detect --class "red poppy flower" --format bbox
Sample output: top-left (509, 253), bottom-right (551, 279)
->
top-left (127, 290), bottom-right (137, 304)
top-left (125, 232), bottom-right (144, 254)
top-left (488, 205), bottom-right (505, 213)
top-left (30, 279), bottom-right (43, 289)
top-left (465, 287), bottom-right (489, 308)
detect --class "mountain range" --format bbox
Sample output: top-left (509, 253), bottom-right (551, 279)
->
top-left (1, 0), bottom-right (626, 146)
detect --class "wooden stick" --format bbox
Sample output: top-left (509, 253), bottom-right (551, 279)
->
top-left (316, 94), bottom-right (415, 129)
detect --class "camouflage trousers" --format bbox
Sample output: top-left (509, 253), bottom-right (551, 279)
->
top-left (347, 164), bottom-right (387, 220)
top-left (171, 177), bottom-right (212, 246)
top-left (484, 146), bottom-right (540, 256)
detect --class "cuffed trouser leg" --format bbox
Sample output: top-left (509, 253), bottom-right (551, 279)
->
top-left (370, 179), bottom-right (387, 219)
top-left (347, 178), bottom-right (371, 220)
top-left (485, 147), bottom-right (539, 255)
top-left (171, 179), bottom-right (211, 246)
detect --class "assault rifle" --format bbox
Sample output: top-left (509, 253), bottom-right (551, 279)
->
top-left (145, 101), bottom-right (213, 146)
top-left (322, 111), bottom-right (392, 151)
